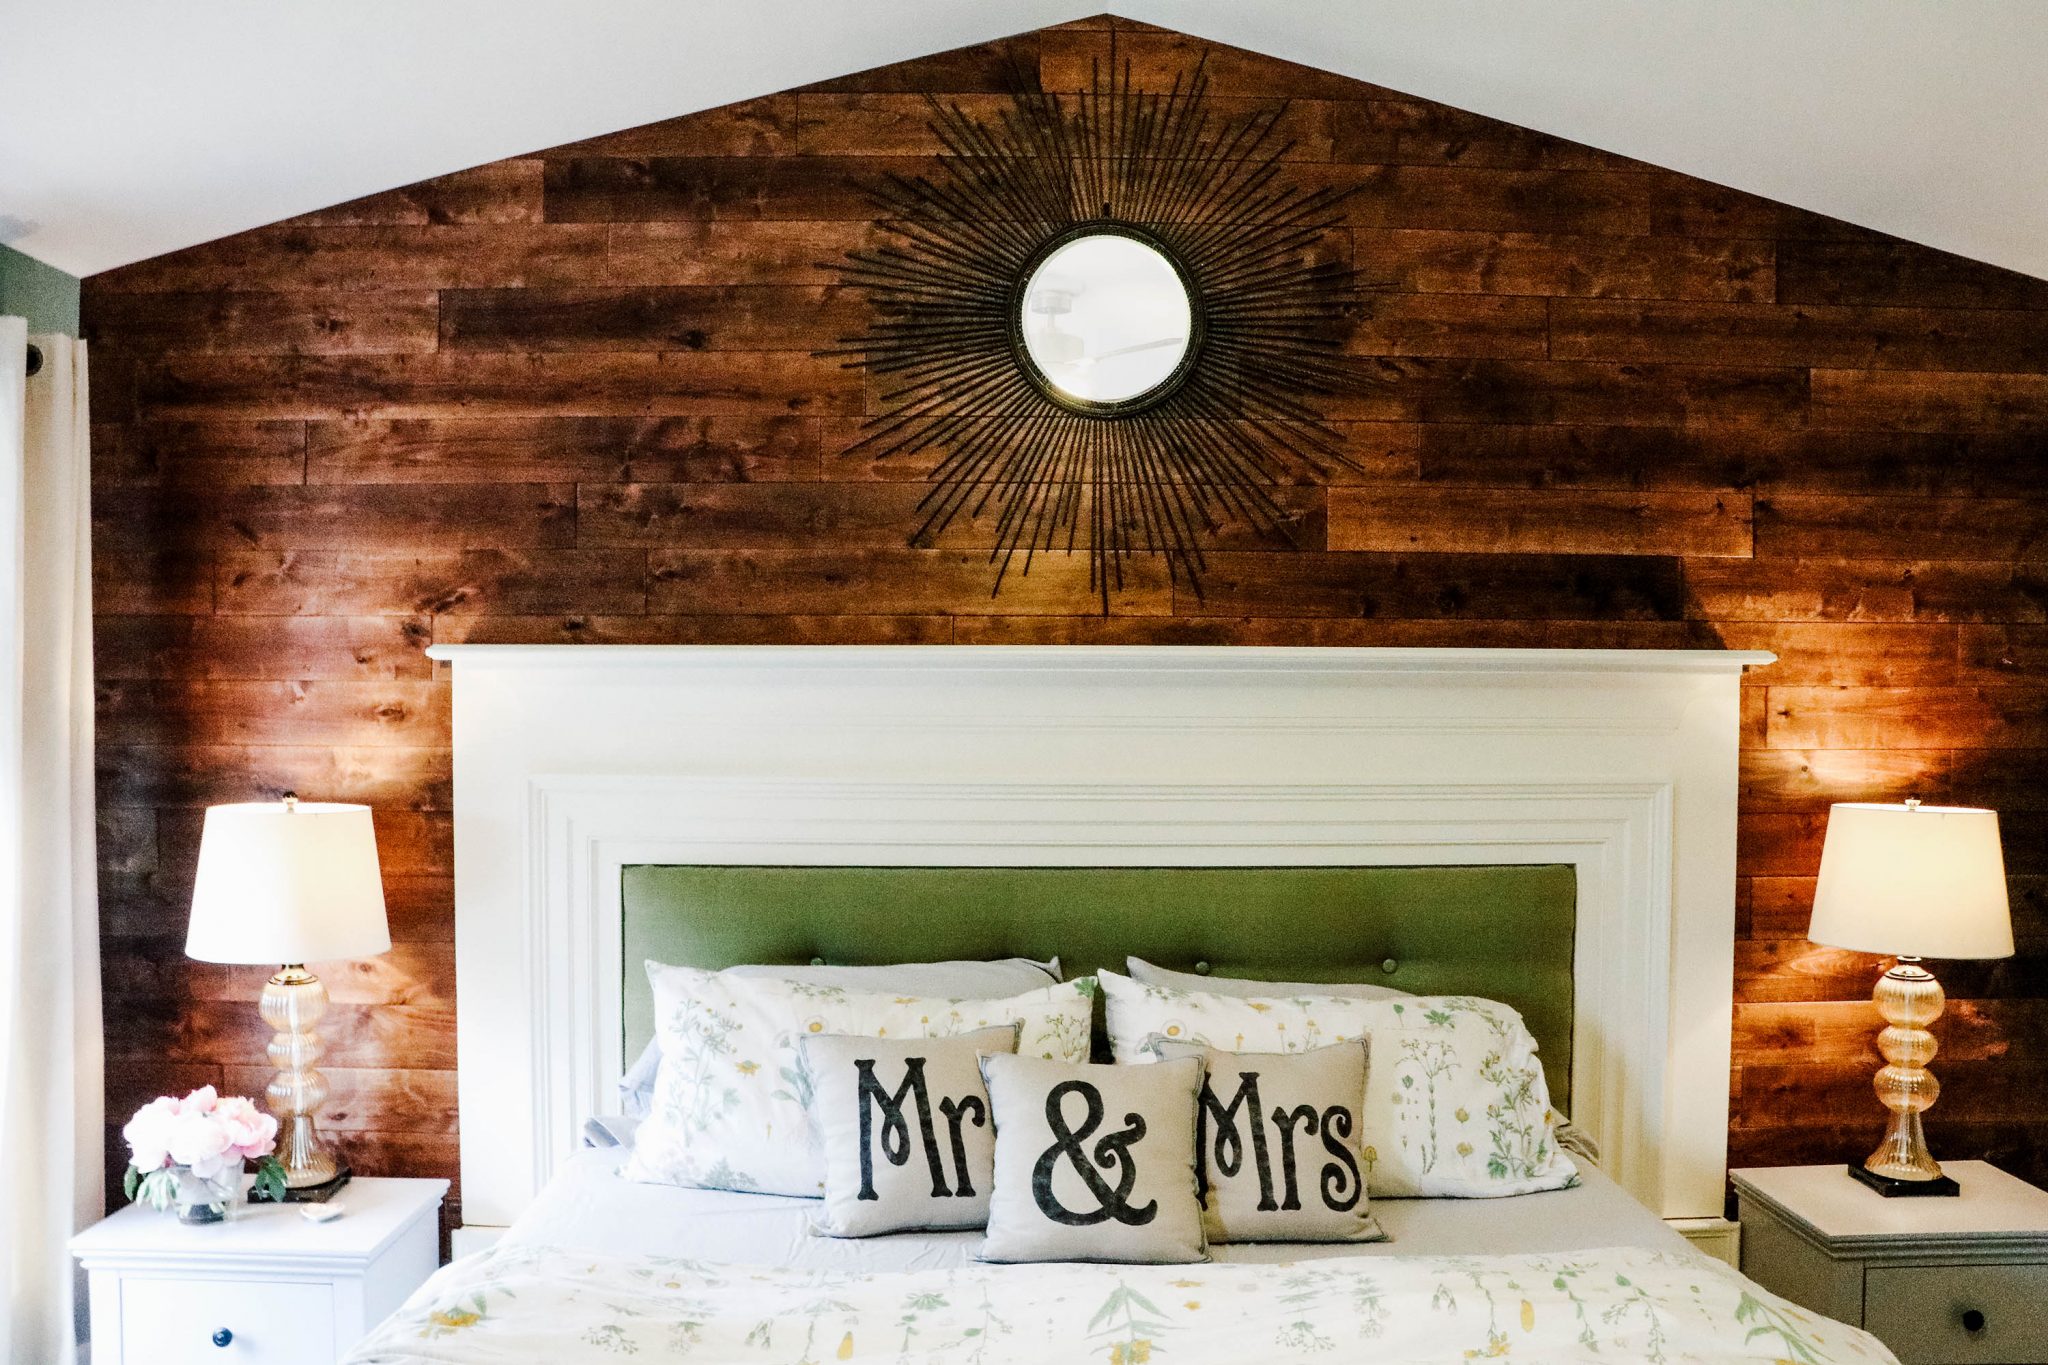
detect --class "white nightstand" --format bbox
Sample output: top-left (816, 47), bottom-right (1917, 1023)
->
top-left (71, 1176), bottom-right (448, 1365)
top-left (1732, 1163), bottom-right (2048, 1365)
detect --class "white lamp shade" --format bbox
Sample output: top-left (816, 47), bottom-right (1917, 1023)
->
top-left (186, 801), bottom-right (391, 964)
top-left (1808, 802), bottom-right (2013, 960)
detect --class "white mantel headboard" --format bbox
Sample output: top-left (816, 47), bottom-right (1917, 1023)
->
top-left (426, 645), bottom-right (1769, 1238)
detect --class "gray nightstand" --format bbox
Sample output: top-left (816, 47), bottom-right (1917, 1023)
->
top-left (71, 1176), bottom-right (447, 1364)
top-left (1732, 1163), bottom-right (2048, 1365)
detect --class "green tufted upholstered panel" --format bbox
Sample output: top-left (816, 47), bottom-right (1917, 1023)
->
top-left (621, 863), bottom-right (1577, 1104)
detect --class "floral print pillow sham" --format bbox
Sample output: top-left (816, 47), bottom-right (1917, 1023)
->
top-left (623, 965), bottom-right (1095, 1197)
top-left (1099, 969), bottom-right (1575, 1198)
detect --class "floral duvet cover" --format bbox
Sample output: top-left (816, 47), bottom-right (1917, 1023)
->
top-left (349, 1242), bottom-right (1895, 1365)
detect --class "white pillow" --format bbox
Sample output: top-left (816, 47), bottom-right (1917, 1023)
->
top-left (624, 966), bottom-right (1095, 1196)
top-left (1127, 956), bottom-right (1411, 1001)
top-left (615, 958), bottom-right (1061, 1118)
top-left (1099, 969), bottom-right (1575, 1199)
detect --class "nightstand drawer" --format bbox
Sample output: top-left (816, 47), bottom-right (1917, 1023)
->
top-left (1863, 1264), bottom-right (2048, 1365)
top-left (120, 1276), bottom-right (334, 1364)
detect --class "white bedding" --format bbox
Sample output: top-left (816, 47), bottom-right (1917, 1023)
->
top-left (352, 1240), bottom-right (1894, 1364)
top-left (504, 1147), bottom-right (1689, 1271)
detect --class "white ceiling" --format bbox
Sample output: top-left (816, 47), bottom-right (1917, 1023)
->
top-left (5, 1), bottom-right (2047, 281)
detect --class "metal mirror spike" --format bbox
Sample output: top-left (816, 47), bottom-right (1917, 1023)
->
top-left (820, 57), bottom-right (1373, 610)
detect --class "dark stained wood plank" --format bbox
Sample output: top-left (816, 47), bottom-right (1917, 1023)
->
top-left (1418, 424), bottom-right (2048, 498)
top-left (1736, 997), bottom-right (2048, 1067)
top-left (1331, 166), bottom-right (1655, 235)
top-left (1554, 299), bottom-right (2048, 374)
top-left (1715, 622), bottom-right (1960, 687)
top-left (1947, 749), bottom-right (2048, 812)
top-left (1358, 228), bottom-right (1775, 302)
top-left (1039, 28), bottom-right (1395, 102)
top-left (1740, 748), bottom-right (1948, 812)
top-left (432, 613), bottom-right (955, 646)
top-left (83, 291), bottom-right (440, 356)
top-left (103, 996), bottom-right (456, 1070)
top-left (91, 225), bottom-right (614, 294)
top-left (221, 1065), bottom-right (458, 1136)
top-left (307, 415), bottom-right (818, 485)
top-left (103, 943), bottom-right (451, 1008)
top-left (94, 614), bottom-right (432, 680)
top-left (278, 163), bottom-right (544, 227)
top-left (793, 92), bottom-right (1336, 161)
top-left (95, 744), bottom-right (450, 811)
top-left (94, 484), bottom-right (576, 553)
top-left (216, 549), bottom-right (650, 616)
top-left (439, 285), bottom-right (865, 352)
top-left (1777, 239), bottom-right (2048, 310)
top-left (954, 615), bottom-right (1714, 648)
top-left (1683, 559), bottom-right (2048, 625)
top-left (138, 352), bottom-right (863, 421)
top-left (581, 482), bottom-right (1320, 553)
top-left (1346, 294), bottom-right (1548, 359)
top-left (543, 97), bottom-right (799, 158)
top-left (647, 548), bottom-right (1173, 617)
top-left (1767, 686), bottom-right (2048, 751)
top-left (543, 155), bottom-right (943, 224)
top-left (1332, 100), bottom-right (1640, 172)
top-left (1176, 550), bottom-right (1686, 620)
top-left (802, 33), bottom-right (1042, 95)
top-left (1327, 486), bottom-right (1751, 557)
top-left (1324, 358), bottom-right (1807, 427)
top-left (1811, 369), bottom-right (2048, 434)
top-left (91, 551), bottom-right (213, 616)
top-left (91, 422), bottom-right (306, 488)
top-left (97, 680), bottom-right (450, 749)
top-left (1757, 495), bottom-right (2048, 565)
top-left (1960, 626), bottom-right (2048, 684)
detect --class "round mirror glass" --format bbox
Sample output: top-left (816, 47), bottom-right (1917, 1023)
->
top-left (1019, 232), bottom-right (1193, 406)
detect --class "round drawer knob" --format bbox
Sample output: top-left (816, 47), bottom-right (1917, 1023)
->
top-left (1961, 1308), bottom-right (1987, 1334)
top-left (213, 1328), bottom-right (234, 1348)
top-left (1381, 958), bottom-right (1399, 975)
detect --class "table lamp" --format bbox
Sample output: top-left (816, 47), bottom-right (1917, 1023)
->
top-left (1807, 799), bottom-right (2012, 1197)
top-left (185, 796), bottom-right (390, 1200)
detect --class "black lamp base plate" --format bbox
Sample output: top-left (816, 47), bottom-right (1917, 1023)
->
top-left (250, 1163), bottom-right (352, 1204)
top-left (1847, 1163), bottom-right (1959, 1198)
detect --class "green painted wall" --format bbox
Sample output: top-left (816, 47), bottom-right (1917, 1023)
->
top-left (0, 245), bottom-right (81, 336)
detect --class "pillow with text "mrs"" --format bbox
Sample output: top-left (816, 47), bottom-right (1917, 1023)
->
top-left (1152, 1039), bottom-right (1385, 1244)
top-left (977, 1053), bottom-right (1206, 1265)
top-left (803, 1024), bottom-right (1020, 1236)
top-left (1101, 969), bottom-right (1575, 1199)
top-left (623, 967), bottom-right (1094, 1197)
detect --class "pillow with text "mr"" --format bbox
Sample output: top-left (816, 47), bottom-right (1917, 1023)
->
top-left (803, 1024), bottom-right (1020, 1237)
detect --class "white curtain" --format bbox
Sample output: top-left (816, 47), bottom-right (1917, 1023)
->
top-left (0, 319), bottom-right (101, 1364)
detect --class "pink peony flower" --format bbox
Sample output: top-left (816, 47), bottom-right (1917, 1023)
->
top-left (180, 1084), bottom-right (219, 1115)
top-left (212, 1095), bottom-right (279, 1161)
top-left (121, 1096), bottom-right (182, 1173)
top-left (167, 1109), bottom-right (236, 1180)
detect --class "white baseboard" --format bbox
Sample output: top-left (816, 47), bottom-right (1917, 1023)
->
top-left (1670, 1216), bottom-right (1742, 1267)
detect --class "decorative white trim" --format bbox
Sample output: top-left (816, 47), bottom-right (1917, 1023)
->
top-left (435, 645), bottom-right (1761, 1232)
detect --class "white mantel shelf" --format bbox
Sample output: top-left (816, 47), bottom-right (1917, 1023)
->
top-left (427, 644), bottom-right (1776, 675)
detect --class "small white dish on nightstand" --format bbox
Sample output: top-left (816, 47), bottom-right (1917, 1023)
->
top-left (302, 1201), bottom-right (345, 1223)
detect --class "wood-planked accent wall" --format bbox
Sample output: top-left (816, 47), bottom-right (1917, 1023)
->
top-left (85, 18), bottom-right (2048, 1235)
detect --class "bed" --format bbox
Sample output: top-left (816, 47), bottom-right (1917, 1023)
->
top-left (353, 856), bottom-right (1889, 1362)
top-left (357, 646), bottom-right (1888, 1363)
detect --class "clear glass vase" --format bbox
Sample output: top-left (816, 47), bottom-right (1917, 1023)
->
top-left (173, 1166), bottom-right (242, 1225)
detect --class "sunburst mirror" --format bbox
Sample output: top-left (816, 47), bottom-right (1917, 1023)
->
top-left (825, 60), bottom-right (1370, 608)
